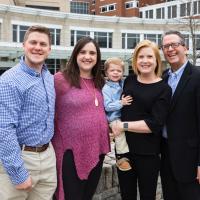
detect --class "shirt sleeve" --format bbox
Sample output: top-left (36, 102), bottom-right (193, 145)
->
top-left (0, 82), bottom-right (29, 185)
top-left (144, 85), bottom-right (172, 135)
top-left (102, 85), bottom-right (122, 112)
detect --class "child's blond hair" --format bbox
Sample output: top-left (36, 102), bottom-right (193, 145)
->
top-left (104, 57), bottom-right (125, 73)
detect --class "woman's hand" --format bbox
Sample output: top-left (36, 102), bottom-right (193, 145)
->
top-left (111, 120), bottom-right (123, 136)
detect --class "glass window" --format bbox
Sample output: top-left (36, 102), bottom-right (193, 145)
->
top-left (172, 6), bottom-right (177, 18)
top-left (46, 59), bottom-right (61, 74)
top-left (13, 24), bottom-right (18, 42)
top-left (109, 5), bottom-right (115, 11)
top-left (94, 32), bottom-right (112, 48)
top-left (198, 1), bottom-right (200, 14)
top-left (70, 30), bottom-right (90, 46)
top-left (187, 2), bottom-right (191, 16)
top-left (195, 34), bottom-right (200, 50)
top-left (156, 8), bottom-right (161, 19)
top-left (144, 34), bottom-right (162, 47)
top-left (70, 2), bottom-right (89, 14)
top-left (183, 34), bottom-right (189, 48)
top-left (122, 33), bottom-right (140, 49)
top-left (12, 25), bottom-right (60, 45)
top-left (149, 10), bottom-right (153, 18)
top-left (101, 6), bottom-right (107, 13)
top-left (77, 31), bottom-right (90, 43)
top-left (49, 28), bottom-right (61, 45)
top-left (193, 1), bottom-right (197, 15)
top-left (180, 3), bottom-right (186, 17)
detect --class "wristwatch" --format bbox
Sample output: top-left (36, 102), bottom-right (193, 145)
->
top-left (123, 122), bottom-right (128, 131)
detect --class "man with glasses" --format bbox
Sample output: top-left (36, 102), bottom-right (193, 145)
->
top-left (161, 30), bottom-right (200, 200)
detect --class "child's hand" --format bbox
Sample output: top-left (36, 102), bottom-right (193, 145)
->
top-left (121, 94), bottom-right (133, 106)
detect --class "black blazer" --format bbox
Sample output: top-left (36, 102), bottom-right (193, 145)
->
top-left (163, 61), bottom-right (200, 182)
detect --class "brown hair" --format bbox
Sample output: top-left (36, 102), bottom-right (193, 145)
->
top-left (132, 40), bottom-right (162, 77)
top-left (162, 30), bottom-right (186, 46)
top-left (62, 36), bottom-right (104, 89)
top-left (104, 57), bottom-right (125, 72)
top-left (23, 25), bottom-right (51, 45)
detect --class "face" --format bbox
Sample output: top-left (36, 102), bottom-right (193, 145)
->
top-left (77, 42), bottom-right (97, 78)
top-left (136, 47), bottom-right (157, 76)
top-left (23, 31), bottom-right (51, 72)
top-left (162, 34), bottom-right (187, 71)
top-left (106, 63), bottom-right (123, 82)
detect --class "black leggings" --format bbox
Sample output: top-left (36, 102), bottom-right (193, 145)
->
top-left (117, 153), bottom-right (160, 200)
top-left (62, 150), bottom-right (104, 200)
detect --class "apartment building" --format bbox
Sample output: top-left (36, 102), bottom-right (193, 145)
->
top-left (0, 0), bottom-right (199, 75)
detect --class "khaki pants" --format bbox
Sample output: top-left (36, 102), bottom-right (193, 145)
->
top-left (0, 143), bottom-right (57, 200)
top-left (110, 120), bottom-right (129, 154)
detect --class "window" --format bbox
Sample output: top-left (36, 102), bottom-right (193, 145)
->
top-left (100, 4), bottom-right (116, 13)
top-left (168, 5), bottom-right (177, 19)
top-left (180, 2), bottom-right (191, 17)
top-left (144, 34), bottom-right (162, 47)
top-left (94, 32), bottom-right (112, 48)
top-left (125, 1), bottom-right (138, 9)
top-left (71, 30), bottom-right (112, 48)
top-left (92, 0), bottom-right (95, 5)
top-left (13, 25), bottom-right (28, 43)
top-left (70, 2), bottom-right (89, 14)
top-left (50, 28), bottom-right (60, 45)
top-left (26, 5), bottom-right (59, 11)
top-left (145, 10), bottom-right (153, 19)
top-left (46, 59), bottom-right (61, 74)
top-left (193, 1), bottom-right (198, 15)
top-left (195, 34), bottom-right (200, 50)
top-left (71, 30), bottom-right (90, 46)
top-left (122, 33), bottom-right (140, 49)
top-left (182, 34), bottom-right (189, 49)
top-left (12, 25), bottom-right (61, 45)
top-left (156, 7), bottom-right (165, 19)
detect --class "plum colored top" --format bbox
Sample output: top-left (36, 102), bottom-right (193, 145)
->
top-left (52, 72), bottom-right (110, 200)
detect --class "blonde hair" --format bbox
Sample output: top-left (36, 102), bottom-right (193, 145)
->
top-left (132, 40), bottom-right (162, 77)
top-left (104, 57), bottom-right (125, 72)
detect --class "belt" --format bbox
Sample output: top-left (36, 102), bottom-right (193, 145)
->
top-left (21, 143), bottom-right (49, 153)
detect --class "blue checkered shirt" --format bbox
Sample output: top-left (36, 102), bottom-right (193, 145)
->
top-left (0, 57), bottom-right (55, 185)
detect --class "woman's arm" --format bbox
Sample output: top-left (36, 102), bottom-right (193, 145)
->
top-left (111, 120), bottom-right (151, 136)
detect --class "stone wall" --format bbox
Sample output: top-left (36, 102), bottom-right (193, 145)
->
top-left (93, 143), bottom-right (163, 200)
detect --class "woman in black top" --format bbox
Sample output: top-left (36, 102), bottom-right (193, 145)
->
top-left (112, 40), bottom-right (172, 200)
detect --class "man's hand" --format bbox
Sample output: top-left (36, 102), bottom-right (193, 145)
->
top-left (121, 95), bottom-right (133, 106)
top-left (15, 176), bottom-right (32, 191)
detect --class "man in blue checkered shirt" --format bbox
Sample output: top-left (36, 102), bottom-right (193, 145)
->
top-left (0, 25), bottom-right (57, 199)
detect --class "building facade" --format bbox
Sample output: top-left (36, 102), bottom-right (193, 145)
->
top-left (0, 0), bottom-right (199, 75)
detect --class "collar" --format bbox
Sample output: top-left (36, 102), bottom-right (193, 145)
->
top-left (20, 56), bottom-right (47, 77)
top-left (168, 60), bottom-right (188, 77)
top-left (106, 80), bottom-right (123, 88)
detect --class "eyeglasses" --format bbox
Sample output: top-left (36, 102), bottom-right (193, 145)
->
top-left (161, 42), bottom-right (184, 50)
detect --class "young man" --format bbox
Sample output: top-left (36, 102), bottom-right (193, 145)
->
top-left (161, 30), bottom-right (200, 200)
top-left (0, 25), bottom-right (57, 199)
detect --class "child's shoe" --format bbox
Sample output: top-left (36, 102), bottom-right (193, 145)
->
top-left (116, 157), bottom-right (132, 171)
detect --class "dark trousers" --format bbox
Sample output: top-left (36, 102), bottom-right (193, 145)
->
top-left (160, 138), bottom-right (200, 200)
top-left (117, 153), bottom-right (160, 200)
top-left (62, 150), bottom-right (104, 200)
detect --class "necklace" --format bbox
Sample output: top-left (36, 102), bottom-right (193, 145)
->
top-left (81, 78), bottom-right (99, 107)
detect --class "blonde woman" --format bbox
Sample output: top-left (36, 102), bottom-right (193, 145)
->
top-left (112, 40), bottom-right (172, 200)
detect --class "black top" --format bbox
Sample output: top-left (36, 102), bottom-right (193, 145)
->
top-left (122, 74), bottom-right (172, 155)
